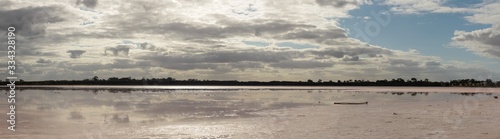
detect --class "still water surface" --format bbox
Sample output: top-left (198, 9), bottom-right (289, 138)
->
top-left (1, 86), bottom-right (498, 138)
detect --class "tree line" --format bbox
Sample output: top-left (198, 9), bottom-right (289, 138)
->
top-left (3, 76), bottom-right (499, 87)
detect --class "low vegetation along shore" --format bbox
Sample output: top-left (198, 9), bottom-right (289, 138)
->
top-left (3, 76), bottom-right (499, 87)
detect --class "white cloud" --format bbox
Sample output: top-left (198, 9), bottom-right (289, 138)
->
top-left (452, 25), bottom-right (500, 58)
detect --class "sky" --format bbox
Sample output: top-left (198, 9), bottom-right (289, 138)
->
top-left (0, 0), bottom-right (499, 81)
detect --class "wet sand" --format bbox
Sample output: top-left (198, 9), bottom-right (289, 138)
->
top-left (1, 86), bottom-right (499, 139)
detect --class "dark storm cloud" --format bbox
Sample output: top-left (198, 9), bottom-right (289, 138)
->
top-left (67, 50), bottom-right (86, 58)
top-left (315, 0), bottom-right (358, 8)
top-left (76, 0), bottom-right (98, 8)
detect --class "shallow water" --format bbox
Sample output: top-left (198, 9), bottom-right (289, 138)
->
top-left (1, 86), bottom-right (499, 138)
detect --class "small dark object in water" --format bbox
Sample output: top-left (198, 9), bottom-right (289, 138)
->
top-left (393, 112), bottom-right (398, 115)
top-left (318, 101), bottom-right (321, 104)
top-left (334, 101), bottom-right (368, 105)
top-left (494, 96), bottom-right (498, 99)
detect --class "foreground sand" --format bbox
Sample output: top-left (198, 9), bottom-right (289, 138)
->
top-left (1, 87), bottom-right (499, 138)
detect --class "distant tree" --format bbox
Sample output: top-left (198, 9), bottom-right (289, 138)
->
top-left (411, 78), bottom-right (417, 82)
top-left (396, 78), bottom-right (405, 82)
top-left (92, 76), bottom-right (99, 82)
top-left (486, 79), bottom-right (494, 86)
top-left (376, 79), bottom-right (388, 83)
top-left (166, 77), bottom-right (174, 81)
top-left (424, 78), bottom-right (429, 82)
top-left (317, 79), bottom-right (322, 83)
top-left (307, 79), bottom-right (313, 83)
top-left (486, 79), bottom-right (493, 83)
top-left (188, 79), bottom-right (199, 82)
top-left (120, 77), bottom-right (131, 81)
top-left (108, 77), bottom-right (119, 81)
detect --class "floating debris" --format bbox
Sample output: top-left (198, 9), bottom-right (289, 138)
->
top-left (334, 102), bottom-right (368, 105)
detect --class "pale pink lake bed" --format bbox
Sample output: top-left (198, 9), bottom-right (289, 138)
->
top-left (1, 86), bottom-right (499, 139)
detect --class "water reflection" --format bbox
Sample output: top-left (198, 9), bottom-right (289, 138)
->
top-left (371, 91), bottom-right (495, 97)
top-left (1, 86), bottom-right (499, 138)
top-left (1, 87), bottom-right (334, 137)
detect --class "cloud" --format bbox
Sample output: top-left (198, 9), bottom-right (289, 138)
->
top-left (271, 60), bottom-right (334, 69)
top-left (342, 55), bottom-right (360, 61)
top-left (0, 5), bottom-right (65, 38)
top-left (309, 44), bottom-right (393, 59)
top-left (67, 50), bottom-right (86, 58)
top-left (315, 0), bottom-right (359, 8)
top-left (139, 49), bottom-right (303, 64)
top-left (62, 59), bottom-right (151, 72)
top-left (387, 58), bottom-right (420, 67)
top-left (76, 0), bottom-right (99, 8)
top-left (36, 58), bottom-right (54, 64)
top-left (463, 2), bottom-right (500, 25)
top-left (105, 45), bottom-right (133, 56)
top-left (1, 0), bottom-right (498, 81)
top-left (452, 25), bottom-right (500, 58)
top-left (134, 49), bottom-right (305, 71)
top-left (424, 61), bottom-right (441, 67)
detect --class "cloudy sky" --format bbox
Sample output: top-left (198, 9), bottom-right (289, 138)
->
top-left (1, 0), bottom-right (499, 81)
